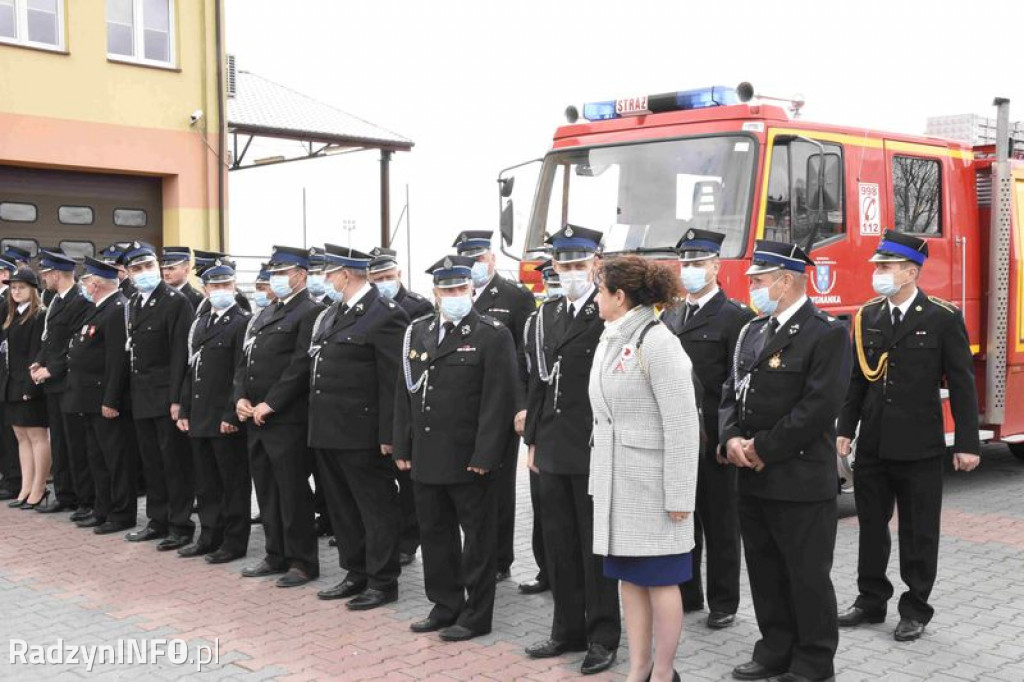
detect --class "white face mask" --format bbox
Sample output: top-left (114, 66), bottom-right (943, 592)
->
top-left (680, 265), bottom-right (709, 294)
top-left (560, 270), bottom-right (591, 300)
top-left (872, 269), bottom-right (910, 298)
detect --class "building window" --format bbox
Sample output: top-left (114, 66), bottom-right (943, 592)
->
top-left (893, 156), bottom-right (942, 235)
top-left (107, 0), bottom-right (174, 67)
top-left (0, 201), bottom-right (37, 222)
top-left (58, 205), bottom-right (94, 225)
top-left (0, 0), bottom-right (64, 51)
top-left (113, 208), bottom-right (147, 226)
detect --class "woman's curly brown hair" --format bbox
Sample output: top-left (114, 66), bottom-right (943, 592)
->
top-left (597, 255), bottom-right (680, 308)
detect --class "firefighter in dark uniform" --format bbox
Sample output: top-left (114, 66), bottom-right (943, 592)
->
top-left (836, 230), bottom-right (980, 642)
top-left (661, 229), bottom-right (753, 628)
top-left (62, 257), bottom-right (136, 534)
top-left (307, 247), bottom-right (330, 305)
top-left (122, 242), bottom-right (196, 550)
top-left (308, 246), bottom-right (409, 609)
top-left (176, 259), bottom-right (253, 564)
top-left (99, 243), bottom-right (137, 298)
top-left (522, 225), bottom-right (620, 675)
top-left (192, 250), bottom-right (252, 315)
top-left (720, 240), bottom-right (851, 682)
top-left (234, 245), bottom-right (323, 588)
top-left (0, 258), bottom-right (21, 500)
top-left (304, 246), bottom-right (331, 538)
top-left (368, 246), bottom-right (433, 566)
top-left (160, 246), bottom-right (205, 310)
top-left (2, 245), bottom-right (32, 270)
top-left (32, 250), bottom-right (94, 515)
top-left (394, 255), bottom-right (518, 642)
top-left (453, 230), bottom-right (535, 581)
top-left (517, 259), bottom-right (559, 597)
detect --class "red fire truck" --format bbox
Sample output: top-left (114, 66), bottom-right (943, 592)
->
top-left (496, 84), bottom-right (1024, 479)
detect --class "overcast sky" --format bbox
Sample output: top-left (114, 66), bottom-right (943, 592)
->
top-left (225, 0), bottom-right (1023, 290)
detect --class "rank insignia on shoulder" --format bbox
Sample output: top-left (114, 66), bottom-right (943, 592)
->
top-left (769, 353), bottom-right (782, 368)
top-left (409, 350), bottom-right (418, 360)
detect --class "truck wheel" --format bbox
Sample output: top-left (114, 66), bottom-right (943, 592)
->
top-left (1008, 443), bottom-right (1024, 462)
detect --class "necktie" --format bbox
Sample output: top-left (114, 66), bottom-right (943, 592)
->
top-left (569, 302), bottom-right (577, 318)
top-left (684, 303), bottom-right (699, 323)
top-left (441, 321), bottom-right (455, 343)
top-left (892, 307), bottom-right (902, 329)
top-left (767, 317), bottom-right (780, 341)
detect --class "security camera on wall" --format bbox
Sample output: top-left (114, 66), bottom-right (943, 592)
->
top-left (189, 109), bottom-right (204, 125)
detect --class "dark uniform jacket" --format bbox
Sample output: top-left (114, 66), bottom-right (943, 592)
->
top-left (838, 290), bottom-right (980, 460)
top-left (179, 304), bottom-right (251, 438)
top-left (662, 290), bottom-right (755, 456)
top-left (473, 274), bottom-right (536, 409)
top-left (308, 288), bottom-right (408, 450)
top-left (62, 292), bottom-right (129, 414)
top-left (34, 285), bottom-right (92, 395)
top-left (178, 281), bottom-right (205, 310)
top-left (523, 290), bottom-right (604, 476)
top-left (393, 309), bottom-right (518, 484)
top-left (232, 290), bottom-right (322, 426)
top-left (720, 298), bottom-right (851, 502)
top-left (0, 308), bottom-right (45, 403)
top-left (127, 281), bottom-right (194, 419)
top-left (394, 284), bottom-right (434, 320)
top-left (119, 278), bottom-right (137, 298)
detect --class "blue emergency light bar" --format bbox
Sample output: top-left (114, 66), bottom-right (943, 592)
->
top-left (580, 85), bottom-right (741, 122)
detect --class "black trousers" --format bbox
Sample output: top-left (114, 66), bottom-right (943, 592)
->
top-left (48, 394), bottom-right (81, 506)
top-left (191, 434), bottom-right (251, 555)
top-left (415, 478), bottom-right (497, 633)
top-left (248, 424), bottom-right (319, 576)
top-left (681, 451), bottom-right (741, 613)
top-left (317, 447), bottom-right (401, 589)
top-left (311, 448), bottom-right (327, 516)
top-left (528, 469), bottom-right (547, 583)
top-left (496, 432), bottom-right (520, 572)
top-left (539, 471), bottom-right (621, 649)
top-left (397, 468), bottom-right (419, 555)
top-left (134, 416), bottom-right (195, 537)
top-left (853, 452), bottom-right (944, 623)
top-left (83, 412), bottom-right (137, 525)
top-left (0, 405), bottom-right (19, 491)
top-left (740, 495), bottom-right (838, 681)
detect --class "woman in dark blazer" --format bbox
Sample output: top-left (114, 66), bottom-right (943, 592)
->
top-left (1, 268), bottom-right (50, 508)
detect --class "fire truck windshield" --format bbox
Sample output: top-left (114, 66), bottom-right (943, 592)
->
top-left (525, 135), bottom-right (757, 257)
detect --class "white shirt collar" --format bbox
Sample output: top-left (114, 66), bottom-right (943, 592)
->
top-left (687, 285), bottom-right (719, 311)
top-left (773, 294), bottom-right (808, 328)
top-left (567, 282), bottom-right (596, 313)
top-left (889, 288), bottom-right (919, 318)
top-left (281, 287), bottom-right (306, 305)
top-left (95, 289), bottom-right (118, 307)
top-left (343, 282), bottom-right (373, 310)
top-left (57, 282), bottom-right (75, 299)
top-left (16, 302), bottom-right (29, 314)
top-left (138, 289), bottom-right (154, 306)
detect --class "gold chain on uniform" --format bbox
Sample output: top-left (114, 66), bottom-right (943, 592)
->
top-left (854, 306), bottom-right (888, 382)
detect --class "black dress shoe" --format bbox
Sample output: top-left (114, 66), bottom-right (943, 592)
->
top-left (518, 578), bottom-right (550, 595)
top-left (317, 578), bottom-right (367, 600)
top-left (439, 624), bottom-right (488, 642)
top-left (495, 568), bottom-right (511, 582)
top-left (241, 559), bottom-right (288, 577)
top-left (276, 567), bottom-right (314, 588)
top-left (838, 605), bottom-right (886, 627)
top-left (399, 551), bottom-right (415, 566)
top-left (410, 616), bottom-right (453, 633)
top-left (205, 549), bottom-right (245, 564)
top-left (156, 535), bottom-right (191, 552)
top-left (580, 643), bottom-right (616, 675)
top-left (732, 660), bottom-right (786, 680)
top-left (707, 612), bottom-right (737, 629)
top-left (76, 515), bottom-right (105, 528)
top-left (35, 499), bottom-right (73, 514)
top-left (177, 542), bottom-right (215, 558)
top-left (94, 520), bottom-right (133, 535)
top-left (69, 507), bottom-right (93, 522)
top-left (125, 526), bottom-right (168, 542)
top-left (525, 639), bottom-right (587, 658)
top-left (775, 674), bottom-right (833, 682)
top-left (894, 617), bottom-right (925, 641)
top-left (347, 587), bottom-right (397, 611)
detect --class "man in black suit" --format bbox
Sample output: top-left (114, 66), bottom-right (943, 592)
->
top-left (394, 255), bottom-right (518, 642)
top-left (661, 229), bottom-right (754, 628)
top-left (32, 250), bottom-right (94, 516)
top-left (837, 230), bottom-right (980, 642)
top-left (99, 243), bottom-right (137, 299)
top-left (234, 246), bottom-right (323, 588)
top-left (0, 258), bottom-right (20, 500)
top-left (192, 250), bottom-right (252, 315)
top-left (454, 230), bottom-right (535, 582)
top-left (309, 246), bottom-right (409, 609)
top-left (177, 260), bottom-right (252, 564)
top-left (368, 246), bottom-right (433, 566)
top-left (62, 257), bottom-right (136, 534)
top-left (721, 240), bottom-right (851, 682)
top-left (121, 242), bottom-right (196, 551)
top-left (160, 246), bottom-right (205, 310)
top-left (522, 225), bottom-right (620, 675)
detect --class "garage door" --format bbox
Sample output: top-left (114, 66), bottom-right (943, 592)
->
top-left (0, 165), bottom-right (163, 261)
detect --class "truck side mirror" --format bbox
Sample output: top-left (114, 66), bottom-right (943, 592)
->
top-left (499, 176), bottom-right (515, 198)
top-left (500, 199), bottom-right (514, 247)
top-left (806, 152), bottom-right (841, 212)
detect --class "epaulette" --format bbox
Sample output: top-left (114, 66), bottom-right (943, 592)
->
top-left (813, 309), bottom-right (841, 325)
top-left (377, 297), bottom-right (398, 310)
top-left (479, 314), bottom-right (503, 328)
top-left (406, 290), bottom-right (427, 302)
top-left (928, 296), bottom-right (958, 314)
top-left (863, 295), bottom-right (886, 308)
top-left (726, 297), bottom-right (749, 310)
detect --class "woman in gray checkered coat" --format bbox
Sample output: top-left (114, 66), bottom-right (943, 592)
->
top-left (589, 255), bottom-right (699, 682)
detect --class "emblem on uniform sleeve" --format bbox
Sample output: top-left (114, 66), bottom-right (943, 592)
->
top-left (769, 353), bottom-right (782, 368)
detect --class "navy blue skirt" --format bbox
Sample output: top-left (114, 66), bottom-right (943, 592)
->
top-left (603, 552), bottom-right (692, 587)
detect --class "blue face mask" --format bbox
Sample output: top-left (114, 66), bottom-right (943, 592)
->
top-left (253, 291), bottom-right (271, 308)
top-left (132, 269), bottom-right (160, 293)
top-left (325, 281), bottom-right (345, 303)
top-left (749, 277), bottom-right (782, 316)
top-left (546, 285), bottom-right (563, 299)
top-left (209, 289), bottom-right (235, 310)
top-left (680, 265), bottom-right (709, 294)
top-left (375, 280), bottom-right (400, 300)
top-left (872, 271), bottom-right (907, 298)
top-left (470, 262), bottom-right (490, 288)
top-left (81, 284), bottom-right (94, 304)
top-left (307, 274), bottom-right (327, 297)
top-left (269, 275), bottom-right (292, 299)
top-left (440, 294), bottom-right (473, 321)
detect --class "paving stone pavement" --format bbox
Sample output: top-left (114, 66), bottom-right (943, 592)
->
top-left (1, 445), bottom-right (1022, 680)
